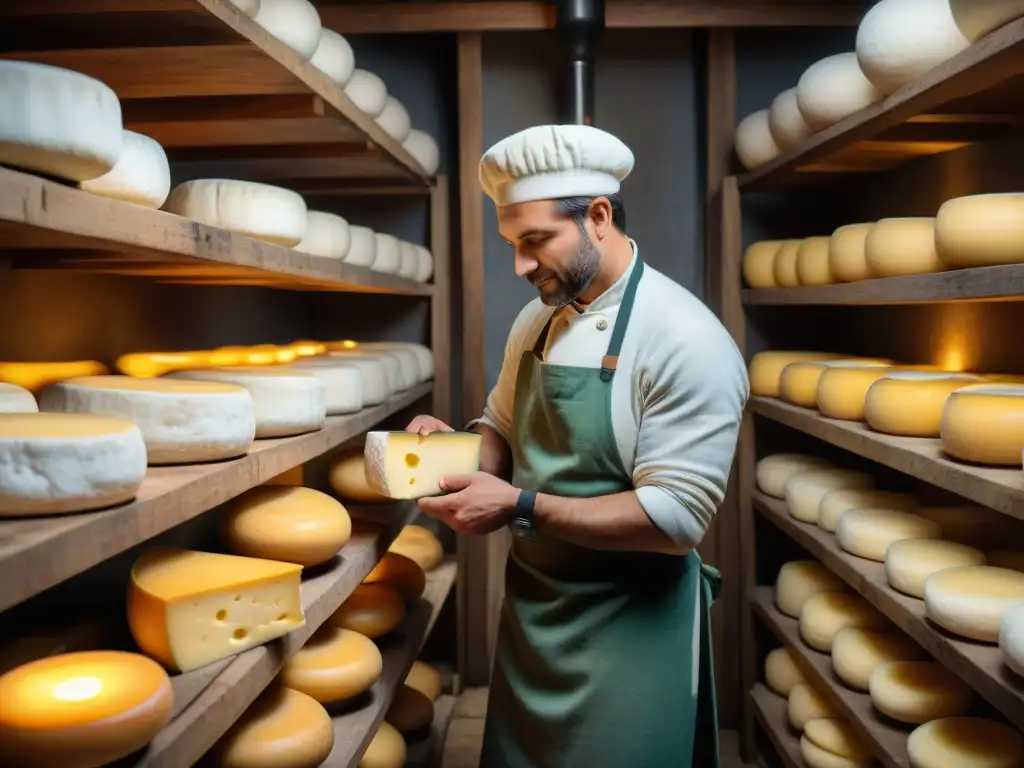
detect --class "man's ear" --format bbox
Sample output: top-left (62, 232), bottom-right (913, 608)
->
top-left (589, 197), bottom-right (614, 240)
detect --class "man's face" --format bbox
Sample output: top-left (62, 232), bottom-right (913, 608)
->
top-left (497, 200), bottom-right (602, 307)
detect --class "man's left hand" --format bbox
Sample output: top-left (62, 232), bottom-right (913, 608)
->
top-left (417, 472), bottom-right (519, 535)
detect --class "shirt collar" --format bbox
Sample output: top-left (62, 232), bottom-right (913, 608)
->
top-left (567, 238), bottom-right (639, 315)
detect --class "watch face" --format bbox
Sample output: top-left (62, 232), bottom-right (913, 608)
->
top-left (511, 517), bottom-right (535, 539)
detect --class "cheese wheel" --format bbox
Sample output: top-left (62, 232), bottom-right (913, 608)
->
top-left (818, 489), bottom-right (918, 533)
top-left (804, 718), bottom-right (873, 763)
top-left (0, 383), bottom-right (37, 413)
top-left (856, 0), bottom-right (969, 95)
top-left (800, 592), bottom-right (889, 652)
top-left (329, 583), bottom-right (405, 639)
top-left (999, 601), bottom-right (1024, 676)
top-left (781, 359), bottom-right (889, 408)
top-left (359, 342), bottom-right (435, 383)
top-left (773, 239), bottom-right (802, 287)
top-left (403, 129), bottom-right (440, 176)
top-left (950, 0), bottom-right (1024, 41)
top-left (735, 109), bottom-right (781, 170)
top-left (869, 660), bottom-right (973, 724)
top-left (836, 508), bottom-right (941, 562)
top-left (748, 351), bottom-right (844, 397)
top-left (398, 241), bottom-right (420, 279)
top-left (406, 660), bottom-right (443, 701)
top-left (785, 468), bottom-right (875, 524)
top-left (253, 0), bottom-right (322, 59)
top-left (764, 646), bottom-right (806, 697)
top-left (386, 684), bottom-right (434, 732)
top-left (210, 685), bottom-right (334, 768)
top-left (281, 625), bottom-right (382, 704)
top-left (326, 349), bottom-right (406, 393)
top-left (907, 717), bottom-right (1024, 768)
top-left (829, 223), bottom-right (874, 283)
top-left (413, 244), bottom-right (435, 281)
top-left (79, 130), bottom-right (170, 209)
top-left (742, 239), bottom-right (787, 288)
top-left (796, 236), bottom-right (834, 286)
top-left (294, 210), bottom-right (351, 259)
top-left (345, 225), bottom-right (376, 267)
top-left (817, 362), bottom-right (898, 421)
top-left (164, 179), bottom-right (307, 247)
top-left (309, 28), bottom-right (355, 85)
top-left (865, 217), bottom-right (945, 277)
top-left (329, 449), bottom-right (389, 503)
top-left (756, 453), bottom-right (835, 498)
top-left (886, 538), bottom-right (986, 598)
top-left (800, 736), bottom-right (870, 768)
top-left (864, 371), bottom-right (983, 437)
top-left (831, 627), bottom-right (923, 691)
top-left (295, 355), bottom-right (389, 406)
top-left (935, 193), bottom-right (1024, 267)
top-left (941, 385), bottom-right (1024, 466)
top-left (769, 88), bottom-right (814, 151)
top-left (0, 650), bottom-right (173, 768)
top-left (350, 345), bottom-right (423, 386)
top-left (925, 566), bottom-right (1024, 642)
top-left (283, 359), bottom-right (364, 414)
top-left (796, 52), bottom-right (883, 130)
top-left (390, 525), bottom-right (444, 571)
top-left (372, 232), bottom-right (402, 274)
top-left (775, 560), bottom-right (848, 618)
top-left (376, 97), bottom-right (412, 142)
top-left (0, 61), bottom-right (122, 183)
top-left (359, 721), bottom-right (406, 768)
top-left (364, 552), bottom-right (426, 601)
top-left (39, 375), bottom-right (255, 465)
top-left (788, 683), bottom-right (838, 731)
top-left (345, 69), bottom-right (388, 117)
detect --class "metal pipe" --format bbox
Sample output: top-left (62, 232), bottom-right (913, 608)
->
top-left (554, 0), bottom-right (605, 125)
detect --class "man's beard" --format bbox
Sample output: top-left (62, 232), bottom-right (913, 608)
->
top-left (536, 229), bottom-right (602, 307)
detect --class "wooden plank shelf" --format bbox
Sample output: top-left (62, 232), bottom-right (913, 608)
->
top-left (750, 683), bottom-right (802, 768)
top-left (755, 492), bottom-right (1024, 732)
top-left (0, 382), bottom-right (432, 614)
top-left (753, 588), bottom-right (911, 768)
top-left (406, 694), bottom-right (457, 768)
top-left (748, 397), bottom-right (1024, 522)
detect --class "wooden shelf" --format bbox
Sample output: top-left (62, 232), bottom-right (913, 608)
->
top-left (406, 693), bottom-right (457, 768)
top-left (755, 492), bottom-right (1024, 732)
top-left (737, 18), bottom-right (1024, 191)
top-left (323, 558), bottom-right (458, 768)
top-left (753, 588), bottom-right (910, 768)
top-left (0, 382), bottom-right (432, 614)
top-left (750, 684), bottom-right (802, 768)
top-left (748, 397), bottom-right (1024, 522)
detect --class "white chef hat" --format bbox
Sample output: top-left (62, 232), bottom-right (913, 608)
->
top-left (478, 124), bottom-right (634, 206)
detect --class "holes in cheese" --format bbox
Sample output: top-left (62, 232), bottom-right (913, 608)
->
top-left (869, 660), bottom-right (973, 724)
top-left (950, 1), bottom-right (1024, 42)
top-left (735, 108), bottom-right (780, 170)
top-left (376, 97), bottom-right (412, 143)
top-left (372, 232), bottom-right (403, 275)
top-left (885, 538), bottom-right (986, 599)
top-left (831, 627), bottom-right (924, 692)
top-left (1000, 602), bottom-right (1024, 677)
top-left (404, 129), bottom-right (440, 177)
top-left (799, 733), bottom-right (872, 768)
top-left (799, 592), bottom-right (888, 652)
top-left (208, 684), bottom-right (334, 768)
top-left (796, 236), bottom-right (834, 286)
top-left (288, 358), bottom-right (370, 413)
top-left (0, 382), bottom-right (37, 413)
top-left (788, 683), bottom-right (838, 731)
top-left (742, 240), bottom-right (786, 289)
top-left (756, 453), bottom-right (834, 498)
top-left (328, 583), bottom-right (405, 639)
top-left (818, 489), bottom-right (918, 533)
top-left (364, 430), bottom-right (482, 500)
top-left (784, 468), bottom-right (875, 524)
top-left (0, 650), bottom-right (173, 768)
top-left (359, 721), bottom-right (407, 768)
top-left (769, 88), bottom-right (813, 151)
top-left (78, 129), bottom-right (170, 209)
top-left (748, 351), bottom-right (845, 398)
top-left (864, 371), bottom-right (983, 437)
top-left (796, 52), bottom-right (883, 132)
top-left (924, 566), bottom-right (1024, 642)
top-left (941, 385), bottom-right (1024, 466)
top-left (386, 684), bottom-right (434, 733)
top-left (773, 239), bottom-right (802, 287)
top-left (405, 660), bottom-right (443, 701)
top-left (764, 646), bottom-right (805, 697)
top-left (364, 552), bottom-right (426, 601)
top-left (310, 28), bottom-right (355, 86)
top-left (329, 448), bottom-right (389, 503)
top-left (0, 360), bottom-right (108, 393)
top-left (775, 560), bottom-right (849, 619)
top-left (782, 359), bottom-right (891, 409)
top-left (253, 0), bottom-right (322, 60)
top-left (816, 362), bottom-right (902, 422)
top-left (389, 525), bottom-right (444, 571)
top-left (804, 717), bottom-right (873, 763)
top-left (127, 547), bottom-right (305, 672)
top-left (294, 210), bottom-right (351, 259)
top-left (864, 218), bottom-right (946, 277)
top-left (835, 508), bottom-right (941, 562)
top-left (936, 193), bottom-right (1024, 268)
top-left (281, 625), bottom-right (382, 704)
top-left (907, 717), bottom-right (1024, 768)
top-left (0, 413), bottom-right (147, 517)
top-left (829, 223), bottom-right (874, 283)
top-left (345, 69), bottom-right (389, 117)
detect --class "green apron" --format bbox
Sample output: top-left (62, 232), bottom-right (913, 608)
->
top-left (479, 259), bottom-right (722, 768)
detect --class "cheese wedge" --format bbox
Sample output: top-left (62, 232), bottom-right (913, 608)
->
top-left (364, 430), bottom-right (482, 499)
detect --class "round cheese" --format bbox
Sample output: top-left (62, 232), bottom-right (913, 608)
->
top-left (775, 560), bottom-right (848, 618)
top-left (398, 241), bottom-right (420, 279)
top-left (299, 353), bottom-right (390, 404)
top-left (804, 718), bottom-right (873, 763)
top-left (735, 109), bottom-right (781, 170)
top-left (329, 449), bottom-right (388, 503)
top-left (364, 552), bottom-right (426, 601)
top-left (941, 385), bottom-right (1024, 466)
top-left (329, 583), bottom-right (405, 639)
top-left (925, 565), bottom-right (1024, 642)
top-left (785, 468), bottom-right (875, 524)
top-left (405, 660), bottom-right (443, 701)
top-left (79, 130), bottom-right (170, 209)
top-left (359, 721), bottom-right (406, 768)
top-left (836, 508), bottom-right (941, 562)
top-left (864, 371), bottom-right (983, 437)
top-left (0, 650), bottom-right (173, 768)
top-left (376, 96), bottom-right (412, 143)
top-left (886, 538), bottom-right (986, 598)
top-left (817, 489), bottom-right (918, 533)
top-left (764, 646), bottom-right (805, 697)
top-left (801, 735), bottom-right (872, 768)
top-left (39, 375), bottom-right (255, 465)
top-left (769, 88), bottom-right (814, 150)
top-left (742, 239), bottom-right (786, 288)
top-left (309, 28), bottom-right (355, 85)
top-left (0, 383), bottom-right (37, 413)
top-left (950, 0), bottom-right (1024, 41)
top-left (799, 592), bottom-right (889, 652)
top-left (773, 239), bottom-right (802, 286)
top-left (748, 351), bottom-right (844, 397)
top-left (386, 684), bottom-right (434, 732)
top-left (0, 61), bottom-right (122, 183)
top-left (999, 601), bottom-right (1024, 676)
top-left (345, 69), bottom-right (388, 117)
top-left (756, 453), bottom-right (834, 498)
top-left (403, 129), bottom-right (440, 176)
top-left (870, 660), bottom-right (973, 724)
top-left (864, 217), bottom-right (945, 277)
top-left (831, 627), bottom-right (923, 691)
top-left (829, 222), bottom-right (874, 283)
top-left (283, 359), bottom-right (365, 414)
top-left (345, 225), bottom-right (377, 267)
top-left (781, 359), bottom-right (889, 409)
top-left (358, 342), bottom-right (434, 383)
top-left (281, 625), bottom-right (382, 703)
top-left (389, 525), bottom-right (444, 571)
top-left (371, 232), bottom-right (403, 274)
top-left (253, 0), bottom-right (322, 60)
top-left (788, 683), bottom-right (838, 731)
top-left (935, 193), bottom-right (1024, 268)
top-left (330, 349), bottom-right (413, 391)
top-left (856, 0), bottom-right (969, 95)
top-left (414, 244), bottom-right (435, 282)
top-left (796, 236), bottom-right (834, 286)
top-left (796, 52), bottom-right (883, 130)
top-left (907, 717), bottom-right (1024, 768)
top-left (294, 210), bottom-right (351, 259)
top-left (210, 685), bottom-right (334, 768)
top-left (164, 179), bottom-right (307, 247)
top-left (817, 362), bottom-right (898, 421)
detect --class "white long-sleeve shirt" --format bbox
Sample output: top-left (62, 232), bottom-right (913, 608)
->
top-left (478, 243), bottom-right (750, 548)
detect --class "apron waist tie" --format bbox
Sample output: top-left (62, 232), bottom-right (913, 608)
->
top-left (694, 562), bottom-right (722, 768)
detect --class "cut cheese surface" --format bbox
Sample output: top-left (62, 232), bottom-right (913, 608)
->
top-left (936, 193), bottom-right (1024, 268)
top-left (345, 69), bottom-right (388, 117)
top-left (799, 592), bottom-right (888, 652)
top-left (886, 538), bottom-right (986, 598)
top-left (0, 412), bottom-right (146, 517)
top-left (371, 232), bottom-right (403, 274)
top-left (328, 583), bottom-right (405, 639)
top-left (345, 225), bottom-right (376, 267)
top-left (287, 358), bottom-right (369, 413)
top-left (775, 560), bottom-right (848, 619)
top-left (764, 646), bottom-right (805, 697)
top-left (788, 683), bottom-right (838, 731)
top-left (781, 359), bottom-right (889, 409)
top-left (364, 430), bottom-right (482, 499)
top-left (784, 468), bottom-right (875, 524)
top-left (773, 239), bottom-right (802, 287)
top-left (0, 650), bottom-right (173, 768)
top-left (329, 449), bottom-right (389, 503)
top-left (309, 28), bottom-right (355, 85)
top-left (951, 1), bottom-right (1024, 42)
top-left (865, 218), bottom-right (945, 277)
top-left (0, 382), bottom-right (37, 413)
top-left (796, 236), bottom-right (835, 286)
top-left (79, 129), bottom-right (170, 209)
top-left (294, 210), bottom-right (351, 259)
top-left (735, 109), bottom-right (780, 170)
top-left (1000, 601), bottom-right (1024, 677)
top-left (253, 0), bottom-right (322, 59)
top-left (376, 96), bottom-right (412, 142)
top-left (864, 371), bottom-right (983, 437)
top-left (804, 718), bottom-right (873, 762)
top-left (870, 660), bottom-right (973, 724)
top-left (756, 453), bottom-right (835, 498)
top-left (796, 52), bottom-right (883, 131)
top-left (831, 627), bottom-right (923, 691)
top-left (748, 351), bottom-right (844, 397)
top-left (816, 362), bottom-right (898, 421)
top-left (742, 240), bottom-right (786, 289)
top-left (389, 525), bottom-right (444, 571)
top-left (817, 489), bottom-right (918, 533)
top-left (127, 547), bottom-right (305, 672)
top-left (907, 717), bottom-right (1024, 768)
top-left (364, 552), bottom-right (426, 601)
top-left (405, 660), bottom-right (443, 701)
top-left (829, 222), bottom-right (874, 283)
top-left (281, 625), bottom-right (382, 704)
top-left (800, 734), bottom-right (871, 768)
top-left (386, 684), bottom-right (434, 732)
top-left (769, 88), bottom-right (813, 151)
top-left (403, 129), bottom-right (440, 176)
top-left (835, 508), bottom-right (941, 562)
top-left (941, 384), bottom-right (1024, 466)
top-left (924, 565), bottom-right (1024, 642)
top-left (359, 721), bottom-right (407, 768)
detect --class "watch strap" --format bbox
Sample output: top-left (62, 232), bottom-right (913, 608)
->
top-left (514, 489), bottom-right (537, 526)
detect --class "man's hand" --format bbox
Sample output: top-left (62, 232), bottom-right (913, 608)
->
top-left (405, 414), bottom-right (454, 436)
top-left (418, 472), bottom-right (519, 535)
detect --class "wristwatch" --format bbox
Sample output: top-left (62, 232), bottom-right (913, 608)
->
top-left (509, 489), bottom-right (537, 539)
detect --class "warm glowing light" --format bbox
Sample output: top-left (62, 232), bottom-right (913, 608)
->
top-left (52, 676), bottom-right (103, 702)
top-left (322, 340), bottom-right (360, 351)
top-left (116, 351), bottom-right (212, 378)
top-left (933, 304), bottom-right (979, 373)
top-left (209, 347), bottom-right (250, 367)
top-left (274, 347), bottom-right (298, 364)
top-left (290, 340), bottom-right (327, 357)
top-left (0, 361), bottom-right (108, 392)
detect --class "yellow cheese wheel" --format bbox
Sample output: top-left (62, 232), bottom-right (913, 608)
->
top-left (756, 453), bottom-right (835, 498)
top-left (389, 524), bottom-right (444, 571)
top-left (364, 552), bottom-right (426, 601)
top-left (829, 222), bottom-right (873, 283)
top-left (329, 583), bottom-right (405, 639)
top-left (775, 560), bottom-right (848, 618)
top-left (800, 733), bottom-right (871, 768)
top-left (935, 193), bottom-right (1024, 268)
top-left (865, 217), bottom-right (945, 277)
top-left (835, 508), bottom-right (941, 562)
top-left (831, 627), bottom-right (923, 691)
top-left (924, 566), bottom-right (1024, 642)
top-left (869, 660), bottom-right (973, 724)
top-left (328, 449), bottom-right (388, 503)
top-left (764, 646), bottom-right (805, 697)
top-left (799, 592), bottom-right (888, 652)
top-left (209, 685), bottom-right (334, 768)
top-left (405, 660), bottom-right (443, 701)
top-left (784, 468), bottom-right (875, 524)
top-left (781, 359), bottom-right (890, 409)
top-left (281, 625), bottom-right (382, 704)
top-left (864, 371), bottom-right (984, 437)
top-left (796, 236), bottom-right (834, 286)
top-left (773, 239), bottom-right (802, 287)
top-left (221, 486), bottom-right (352, 567)
top-left (359, 721), bottom-right (407, 768)
top-left (743, 239), bottom-right (786, 288)
top-left (0, 651), bottom-right (173, 768)
top-left (748, 351), bottom-right (844, 397)
top-left (385, 683), bottom-right (434, 732)
top-left (804, 718), bottom-right (873, 762)
top-left (907, 717), bottom-right (1024, 768)
top-left (817, 362), bottom-right (897, 421)
top-left (941, 384), bottom-right (1024, 466)
top-left (817, 489), bottom-right (918, 533)
top-left (788, 683), bottom-right (838, 731)
top-left (885, 538), bottom-right (986, 598)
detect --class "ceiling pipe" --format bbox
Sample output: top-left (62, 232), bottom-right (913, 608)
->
top-left (554, 0), bottom-right (605, 125)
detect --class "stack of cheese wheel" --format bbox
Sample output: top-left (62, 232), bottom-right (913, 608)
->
top-left (830, 222), bottom-right (874, 283)
top-left (0, 360), bottom-right (108, 393)
top-left (801, 717), bottom-right (874, 768)
top-left (907, 717), bottom-right (1024, 768)
top-left (936, 193), bottom-right (1024, 269)
top-left (281, 625), bottom-right (383, 705)
top-left (346, 225), bottom-right (377, 267)
top-left (309, 28), bottom-right (355, 86)
top-left (784, 468), bottom-right (874, 524)
top-left (735, 108), bottom-right (780, 170)
top-left (1000, 602), bottom-right (1024, 676)
top-left (796, 52), bottom-right (883, 133)
top-left (951, 1), bottom-right (1024, 42)
top-left (788, 682), bottom-right (839, 731)
top-left (364, 552), bottom-right (426, 601)
top-left (386, 683), bottom-right (434, 733)
top-left (404, 129), bottom-right (441, 177)
top-left (831, 627), bottom-right (923, 691)
top-left (869, 660), bottom-right (973, 724)
top-left (925, 566), bottom-right (1024, 642)
top-left (941, 384), bottom-right (1024, 466)
top-left (799, 592), bottom-right (889, 652)
top-left (775, 560), bottom-right (848, 619)
top-left (756, 453), bottom-right (834, 498)
top-left (359, 721), bottom-right (406, 768)
top-left (817, 488), bottom-right (918, 533)
top-left (835, 507), bottom-right (941, 562)
top-left (287, 357), bottom-right (378, 411)
top-left (764, 646), bottom-right (806, 697)
top-left (406, 660), bottom-right (444, 702)
top-left (254, 0), bottom-right (322, 60)
top-left (293, 210), bottom-right (351, 259)
top-left (0, 382), bottom-right (37, 413)
top-left (885, 538), bottom-right (986, 599)
top-left (329, 445), bottom-right (390, 503)
top-left (864, 371), bottom-right (983, 437)
top-left (795, 236), bottom-right (834, 286)
top-left (748, 351), bottom-right (845, 397)
top-left (390, 525), bottom-right (444, 571)
top-left (865, 218), bottom-right (946, 277)
top-left (742, 240), bottom-right (788, 289)
top-left (780, 359), bottom-right (889, 409)
top-left (79, 129), bottom-right (171, 209)
top-left (329, 583), bottom-right (406, 639)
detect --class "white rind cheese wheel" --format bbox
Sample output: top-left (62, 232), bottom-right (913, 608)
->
top-left (372, 232), bottom-right (403, 274)
top-left (796, 52), bottom-right (883, 130)
top-left (359, 721), bottom-right (407, 768)
top-left (164, 179), bottom-right (307, 247)
top-left (832, 627), bottom-right (923, 691)
top-left (785, 468), bottom-right (875, 524)
top-left (282, 625), bottom-right (382, 703)
top-left (328, 349), bottom-right (408, 392)
top-left (935, 193), bottom-right (1024, 268)
top-left (329, 583), bottom-right (405, 639)
top-left (796, 236), bottom-right (834, 286)
top-left (799, 592), bottom-right (888, 652)
top-left (886, 538), bottom-right (986, 598)
top-left (907, 717), bottom-right (1024, 768)
top-left (293, 356), bottom-right (388, 406)
top-left (253, 0), bottom-right (322, 60)
top-left (309, 28), bottom-right (355, 86)
top-left (817, 362), bottom-right (898, 422)
top-left (39, 375), bottom-right (255, 465)
top-left (835, 508), bottom-right (941, 562)
top-left (0, 383), bottom-right (37, 413)
top-left (748, 351), bottom-right (844, 397)
top-left (773, 239), bottom-right (802, 287)
top-left (285, 359), bottom-right (365, 414)
top-left (765, 646), bottom-right (805, 697)
top-left (775, 560), bottom-right (848, 619)
top-left (345, 225), bottom-right (377, 267)
top-left (769, 88), bottom-right (814, 151)
top-left (865, 217), bottom-right (945, 277)
top-left (829, 222), bottom-right (874, 283)
top-left (869, 660), bottom-right (973, 724)
top-left (376, 96), bottom-right (412, 143)
top-left (924, 565), bottom-right (1024, 642)
top-left (398, 241), bottom-right (420, 279)
top-left (735, 109), bottom-right (781, 170)
top-left (329, 449), bottom-right (388, 503)
top-left (951, 0), bottom-right (1024, 42)
top-left (756, 453), bottom-right (834, 498)
top-left (999, 601), bottom-right (1024, 676)
top-left (788, 684), bottom-right (838, 731)
top-left (818, 488), bottom-right (917, 533)
top-left (781, 359), bottom-right (889, 409)
top-left (345, 69), bottom-right (389, 117)
top-left (864, 371), bottom-right (983, 437)
top-left (386, 684), bottom-right (434, 732)
top-left (941, 385), bottom-right (1024, 466)
top-left (79, 130), bottom-right (170, 209)
top-left (358, 342), bottom-right (434, 382)
top-left (0, 61), bottom-right (122, 183)
top-left (364, 430), bottom-right (482, 499)
top-left (403, 129), bottom-right (440, 176)
top-left (742, 240), bottom-right (786, 288)
top-left (168, 367), bottom-right (326, 438)
top-left (0, 413), bottom-right (146, 517)
top-left (856, 0), bottom-right (969, 95)
top-left (414, 244), bottom-right (435, 282)
top-left (294, 210), bottom-right (351, 259)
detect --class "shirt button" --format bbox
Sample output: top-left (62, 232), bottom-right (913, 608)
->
top-left (596, 318), bottom-right (609, 331)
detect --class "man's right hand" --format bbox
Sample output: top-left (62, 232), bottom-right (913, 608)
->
top-left (405, 415), bottom-right (455, 436)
